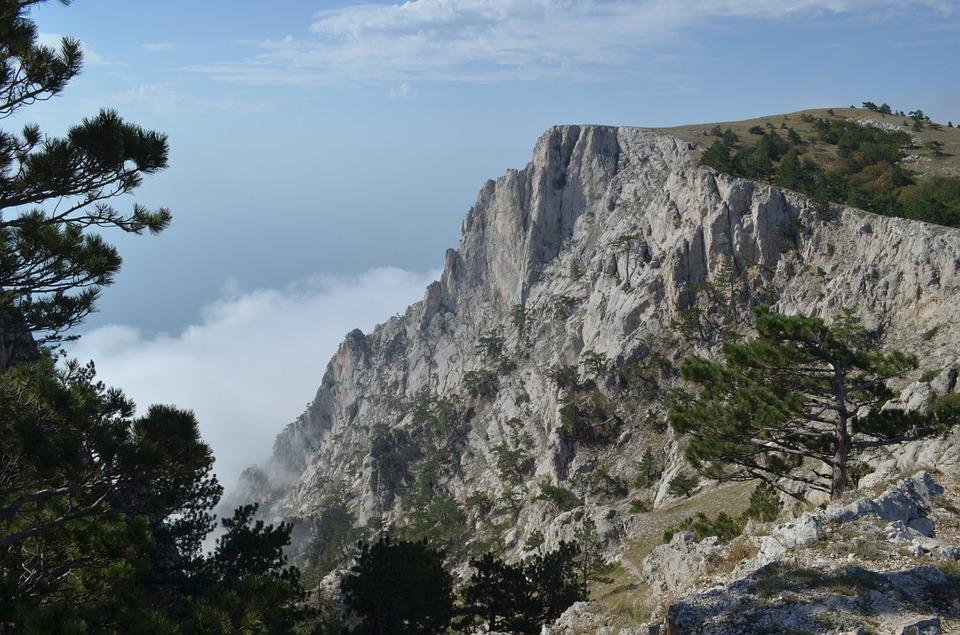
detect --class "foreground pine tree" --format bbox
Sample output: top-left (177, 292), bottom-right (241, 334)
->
top-left (0, 0), bottom-right (170, 346)
top-left (0, 3), bottom-right (325, 632)
top-left (670, 306), bottom-right (957, 500)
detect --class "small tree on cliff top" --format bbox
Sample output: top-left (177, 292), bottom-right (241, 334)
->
top-left (670, 306), bottom-right (955, 500)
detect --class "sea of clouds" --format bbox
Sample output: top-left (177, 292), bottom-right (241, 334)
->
top-left (69, 267), bottom-right (439, 493)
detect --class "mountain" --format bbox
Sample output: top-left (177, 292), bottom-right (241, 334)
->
top-left (238, 112), bottom-right (960, 632)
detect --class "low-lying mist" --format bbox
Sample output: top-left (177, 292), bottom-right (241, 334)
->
top-left (68, 266), bottom-right (439, 498)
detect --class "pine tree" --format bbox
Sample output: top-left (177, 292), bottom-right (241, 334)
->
top-left (699, 140), bottom-right (734, 173)
top-left (669, 307), bottom-right (954, 500)
top-left (459, 553), bottom-right (539, 634)
top-left (0, 0), bottom-right (171, 345)
top-left (636, 447), bottom-right (660, 487)
top-left (343, 535), bottom-right (454, 635)
top-left (0, 4), bottom-right (320, 632)
top-left (775, 148), bottom-right (807, 190)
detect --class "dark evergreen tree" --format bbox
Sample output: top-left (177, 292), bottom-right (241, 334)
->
top-left (529, 541), bottom-right (584, 621)
top-left (342, 535), bottom-right (454, 635)
top-left (458, 541), bottom-right (586, 634)
top-left (636, 447), bottom-right (660, 487)
top-left (669, 307), bottom-right (954, 500)
top-left (459, 553), bottom-right (539, 634)
top-left (775, 148), bottom-right (807, 190)
top-left (0, 0), bottom-right (170, 345)
top-left (0, 4), bottom-right (324, 632)
top-left (0, 357), bottom-right (317, 633)
top-left (699, 140), bottom-right (734, 173)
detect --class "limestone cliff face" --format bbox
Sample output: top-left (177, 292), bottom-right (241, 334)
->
top-left (246, 125), bottom-right (960, 557)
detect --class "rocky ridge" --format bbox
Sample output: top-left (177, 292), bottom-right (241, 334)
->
top-left (239, 122), bottom-right (960, 629)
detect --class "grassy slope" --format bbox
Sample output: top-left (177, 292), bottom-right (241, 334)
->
top-left (659, 106), bottom-right (960, 178)
top-left (591, 481), bottom-right (756, 625)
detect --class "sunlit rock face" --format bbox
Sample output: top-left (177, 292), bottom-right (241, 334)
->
top-left (237, 124), bottom-right (960, 566)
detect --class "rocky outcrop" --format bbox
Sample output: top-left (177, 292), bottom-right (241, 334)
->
top-left (642, 532), bottom-right (724, 595)
top-left (568, 473), bottom-right (960, 635)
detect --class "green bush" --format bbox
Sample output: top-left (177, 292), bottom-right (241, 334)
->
top-left (667, 472), bottom-right (700, 498)
top-left (663, 511), bottom-right (743, 543)
top-left (548, 365), bottom-right (580, 390)
top-left (463, 369), bottom-right (499, 399)
top-left (628, 499), bottom-right (651, 514)
top-left (536, 483), bottom-right (582, 512)
top-left (699, 116), bottom-right (960, 229)
top-left (742, 482), bottom-right (782, 523)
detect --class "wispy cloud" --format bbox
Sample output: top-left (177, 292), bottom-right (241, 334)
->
top-left (142, 42), bottom-right (175, 52)
top-left (186, 0), bottom-right (956, 86)
top-left (92, 83), bottom-right (273, 116)
top-left (68, 267), bottom-right (439, 492)
top-left (389, 82), bottom-right (414, 98)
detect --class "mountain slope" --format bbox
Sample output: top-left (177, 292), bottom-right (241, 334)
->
top-left (238, 118), bottom-right (960, 618)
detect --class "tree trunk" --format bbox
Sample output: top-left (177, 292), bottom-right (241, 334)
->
top-left (831, 366), bottom-right (850, 500)
top-left (831, 422), bottom-right (849, 500)
top-left (0, 308), bottom-right (39, 371)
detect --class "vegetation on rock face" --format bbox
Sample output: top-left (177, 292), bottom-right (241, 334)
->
top-left (667, 472), bottom-right (701, 499)
top-left (300, 497), bottom-right (362, 587)
top-left (670, 306), bottom-right (955, 500)
top-left (536, 482), bottom-right (583, 512)
top-left (698, 110), bottom-right (960, 228)
top-left (662, 480), bottom-right (784, 545)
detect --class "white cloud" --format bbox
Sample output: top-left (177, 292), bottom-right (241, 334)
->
top-left (142, 42), bottom-right (175, 52)
top-left (389, 82), bottom-right (414, 98)
top-left (68, 267), bottom-right (439, 494)
top-left (186, 0), bottom-right (956, 85)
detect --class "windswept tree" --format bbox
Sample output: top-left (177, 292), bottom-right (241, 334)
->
top-left (670, 307), bottom-right (955, 500)
top-left (0, 0), bottom-right (171, 347)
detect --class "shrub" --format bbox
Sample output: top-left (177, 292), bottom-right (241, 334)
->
top-left (628, 499), bottom-right (651, 514)
top-left (536, 482), bottom-right (582, 512)
top-left (552, 295), bottom-right (578, 320)
top-left (558, 397), bottom-right (621, 445)
top-left (667, 472), bottom-right (700, 498)
top-left (742, 482), bottom-right (782, 523)
top-left (524, 529), bottom-right (545, 551)
top-left (663, 512), bottom-right (743, 543)
top-left (463, 369), bottom-right (498, 399)
top-left (548, 365), bottom-right (580, 390)
top-left (475, 328), bottom-right (506, 360)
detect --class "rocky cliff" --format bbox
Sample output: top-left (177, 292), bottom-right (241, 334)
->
top-left (239, 123), bottom-right (960, 629)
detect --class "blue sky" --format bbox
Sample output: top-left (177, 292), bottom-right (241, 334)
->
top-left (28, 0), bottom-right (960, 333)
top-left (23, 0), bottom-right (959, 485)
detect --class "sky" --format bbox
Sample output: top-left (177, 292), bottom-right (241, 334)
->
top-left (19, 0), bottom-right (959, 489)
